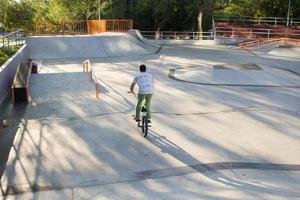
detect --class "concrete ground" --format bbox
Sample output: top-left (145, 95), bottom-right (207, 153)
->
top-left (0, 41), bottom-right (300, 199)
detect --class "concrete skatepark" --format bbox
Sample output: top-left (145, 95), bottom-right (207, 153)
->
top-left (0, 32), bottom-right (300, 199)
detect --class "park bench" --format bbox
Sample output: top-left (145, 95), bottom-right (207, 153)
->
top-left (11, 59), bottom-right (37, 103)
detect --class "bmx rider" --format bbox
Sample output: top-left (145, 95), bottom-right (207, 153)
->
top-left (130, 64), bottom-right (154, 123)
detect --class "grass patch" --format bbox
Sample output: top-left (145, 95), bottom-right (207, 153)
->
top-left (0, 45), bottom-right (22, 66)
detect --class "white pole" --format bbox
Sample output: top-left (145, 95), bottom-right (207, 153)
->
top-left (99, 0), bottom-right (101, 20)
top-left (98, 0), bottom-right (101, 33)
top-left (287, 0), bottom-right (291, 26)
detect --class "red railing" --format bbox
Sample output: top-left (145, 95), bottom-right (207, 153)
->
top-left (106, 20), bottom-right (133, 32)
top-left (239, 37), bottom-right (300, 48)
top-left (214, 25), bottom-right (300, 39)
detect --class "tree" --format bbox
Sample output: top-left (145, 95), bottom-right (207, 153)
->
top-left (1, 0), bottom-right (300, 34)
top-left (193, 0), bottom-right (229, 34)
top-left (0, 0), bottom-right (34, 32)
top-left (134, 0), bottom-right (181, 31)
top-left (222, 0), bottom-right (263, 17)
top-left (47, 0), bottom-right (71, 21)
top-left (0, 0), bottom-right (10, 31)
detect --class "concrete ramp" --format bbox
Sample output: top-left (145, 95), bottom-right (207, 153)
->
top-left (27, 32), bottom-right (154, 59)
top-left (128, 29), bottom-right (160, 53)
top-left (268, 45), bottom-right (300, 58)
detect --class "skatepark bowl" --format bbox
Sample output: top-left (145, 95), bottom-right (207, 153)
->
top-left (0, 32), bottom-right (300, 199)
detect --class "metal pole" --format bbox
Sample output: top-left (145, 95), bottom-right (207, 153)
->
top-left (287, 0), bottom-right (291, 26)
top-left (98, 0), bottom-right (101, 33)
top-left (99, 0), bottom-right (101, 21)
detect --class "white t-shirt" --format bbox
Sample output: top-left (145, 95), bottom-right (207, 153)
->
top-left (133, 72), bottom-right (154, 94)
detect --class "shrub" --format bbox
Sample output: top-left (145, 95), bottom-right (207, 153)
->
top-left (0, 45), bottom-right (22, 66)
top-left (0, 51), bottom-right (10, 65)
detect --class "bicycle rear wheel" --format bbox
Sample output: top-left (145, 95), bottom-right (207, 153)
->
top-left (142, 116), bottom-right (148, 137)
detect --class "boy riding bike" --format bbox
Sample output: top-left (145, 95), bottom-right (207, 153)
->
top-left (129, 64), bottom-right (154, 123)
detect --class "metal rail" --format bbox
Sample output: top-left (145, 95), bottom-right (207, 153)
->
top-left (83, 59), bottom-right (100, 99)
top-left (214, 27), bottom-right (300, 38)
top-left (213, 15), bottom-right (300, 26)
top-left (140, 29), bottom-right (300, 40)
top-left (140, 31), bottom-right (215, 40)
top-left (239, 37), bottom-right (300, 48)
top-left (0, 30), bottom-right (26, 49)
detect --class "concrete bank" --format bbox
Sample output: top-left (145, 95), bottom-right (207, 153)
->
top-left (26, 33), bottom-right (156, 60)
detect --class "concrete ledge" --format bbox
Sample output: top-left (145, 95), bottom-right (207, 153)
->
top-left (0, 45), bottom-right (29, 105)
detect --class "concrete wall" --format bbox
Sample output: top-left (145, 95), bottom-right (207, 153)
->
top-left (27, 36), bottom-right (107, 59)
top-left (0, 45), bottom-right (29, 104)
top-left (215, 37), bottom-right (240, 45)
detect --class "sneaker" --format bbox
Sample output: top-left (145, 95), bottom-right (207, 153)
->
top-left (133, 115), bottom-right (140, 122)
top-left (135, 118), bottom-right (141, 122)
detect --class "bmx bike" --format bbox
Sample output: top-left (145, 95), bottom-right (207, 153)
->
top-left (136, 104), bottom-right (151, 137)
top-left (128, 92), bottom-right (151, 137)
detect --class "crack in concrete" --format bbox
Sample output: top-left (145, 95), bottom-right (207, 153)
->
top-left (1, 162), bottom-right (300, 196)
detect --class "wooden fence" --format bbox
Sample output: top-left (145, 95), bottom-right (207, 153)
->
top-left (33, 19), bottom-right (133, 35)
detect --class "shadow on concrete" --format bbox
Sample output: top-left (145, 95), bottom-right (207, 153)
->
top-left (0, 95), bottom-right (27, 194)
top-left (0, 46), bottom-right (300, 198)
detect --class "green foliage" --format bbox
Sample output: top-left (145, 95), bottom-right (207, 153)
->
top-left (220, 0), bottom-right (299, 18)
top-left (0, 45), bottom-right (22, 66)
top-left (47, 0), bottom-right (71, 21)
top-left (133, 0), bottom-right (196, 31)
top-left (0, 51), bottom-right (10, 66)
top-left (67, 0), bottom-right (99, 20)
top-left (0, 0), bottom-right (34, 32)
top-left (31, 0), bottom-right (49, 24)
top-left (222, 0), bottom-right (263, 16)
top-left (0, 0), bottom-right (299, 33)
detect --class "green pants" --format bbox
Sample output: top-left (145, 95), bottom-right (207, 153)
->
top-left (136, 94), bottom-right (152, 120)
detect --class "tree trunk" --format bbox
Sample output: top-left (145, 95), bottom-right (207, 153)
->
top-left (197, 10), bottom-right (203, 39)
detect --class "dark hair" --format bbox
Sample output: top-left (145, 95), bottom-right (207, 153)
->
top-left (139, 64), bottom-right (146, 72)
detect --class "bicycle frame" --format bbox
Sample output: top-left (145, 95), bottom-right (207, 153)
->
top-left (137, 105), bottom-right (150, 137)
